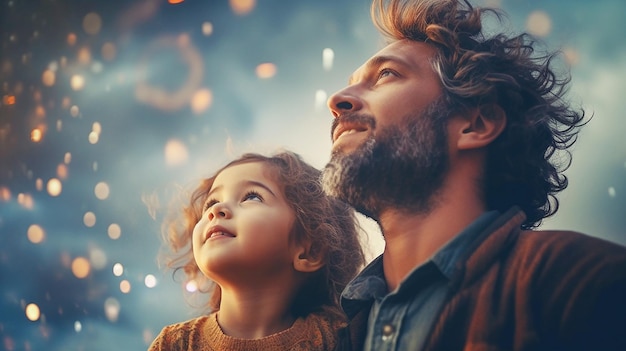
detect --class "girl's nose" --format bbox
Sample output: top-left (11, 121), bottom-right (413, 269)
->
top-left (207, 202), bottom-right (231, 221)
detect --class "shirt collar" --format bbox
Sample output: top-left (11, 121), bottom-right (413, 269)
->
top-left (341, 211), bottom-right (500, 313)
top-left (431, 210), bottom-right (500, 279)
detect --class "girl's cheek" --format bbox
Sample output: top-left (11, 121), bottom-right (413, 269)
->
top-left (192, 220), bottom-right (205, 240)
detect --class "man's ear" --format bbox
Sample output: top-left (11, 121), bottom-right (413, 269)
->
top-left (456, 104), bottom-right (506, 150)
top-left (292, 243), bottom-right (325, 273)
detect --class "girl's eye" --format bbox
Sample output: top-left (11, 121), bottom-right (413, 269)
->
top-left (243, 191), bottom-right (263, 202)
top-left (203, 199), bottom-right (218, 212)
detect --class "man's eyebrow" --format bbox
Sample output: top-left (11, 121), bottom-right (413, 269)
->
top-left (348, 55), bottom-right (408, 85)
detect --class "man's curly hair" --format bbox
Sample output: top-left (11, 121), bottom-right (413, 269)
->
top-left (372, 0), bottom-right (587, 228)
top-left (159, 151), bottom-right (365, 320)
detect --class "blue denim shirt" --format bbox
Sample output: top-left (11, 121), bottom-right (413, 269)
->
top-left (341, 211), bottom-right (500, 351)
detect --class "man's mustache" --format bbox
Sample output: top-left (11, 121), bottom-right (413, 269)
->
top-left (330, 113), bottom-right (377, 141)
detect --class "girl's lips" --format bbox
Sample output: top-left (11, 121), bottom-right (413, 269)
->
top-left (208, 231), bottom-right (235, 239)
top-left (204, 225), bottom-right (235, 242)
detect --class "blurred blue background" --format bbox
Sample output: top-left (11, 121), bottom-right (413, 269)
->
top-left (1, 0), bottom-right (625, 350)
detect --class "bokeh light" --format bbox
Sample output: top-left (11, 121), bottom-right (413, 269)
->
top-left (134, 35), bottom-right (203, 112)
top-left (70, 75), bottom-right (85, 91)
top-left (323, 48), bottom-right (334, 71)
top-left (563, 47), bottom-right (580, 66)
top-left (94, 182), bottom-right (110, 200)
top-left (185, 280), bottom-right (198, 293)
top-left (70, 105), bottom-right (80, 117)
top-left (0, 186), bottom-right (11, 202)
top-left (609, 187), bottom-right (617, 198)
top-left (30, 128), bottom-right (43, 142)
top-left (25, 303), bottom-right (41, 322)
top-left (77, 47), bottom-right (92, 65)
top-left (67, 33), bottom-right (77, 46)
top-left (46, 178), bottom-right (62, 197)
top-left (230, 0), bottom-right (256, 15)
top-left (104, 297), bottom-right (121, 322)
top-left (17, 193), bottom-right (34, 209)
top-left (71, 257), bottom-right (91, 279)
top-left (526, 10), bottom-right (552, 37)
top-left (88, 131), bottom-right (99, 144)
top-left (27, 224), bottom-right (46, 244)
top-left (144, 274), bottom-right (157, 288)
top-left (108, 224), bottom-right (122, 240)
top-left (83, 211), bottom-right (96, 227)
top-left (164, 139), bottom-right (189, 167)
top-left (315, 89), bottom-right (327, 111)
top-left (190, 88), bottom-right (213, 114)
top-left (42, 69), bottom-right (55, 86)
top-left (83, 12), bottom-right (103, 35)
top-left (202, 22), bottom-right (213, 36)
top-left (112, 262), bottom-right (124, 277)
top-left (57, 163), bottom-right (69, 180)
top-left (120, 280), bottom-right (132, 294)
top-left (255, 62), bottom-right (277, 79)
top-left (101, 42), bottom-right (117, 61)
top-left (89, 247), bottom-right (108, 270)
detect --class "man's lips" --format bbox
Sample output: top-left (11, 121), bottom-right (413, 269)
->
top-left (332, 122), bottom-right (369, 143)
top-left (204, 225), bottom-right (235, 242)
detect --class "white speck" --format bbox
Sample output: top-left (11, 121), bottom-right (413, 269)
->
top-left (608, 187), bottom-right (616, 198)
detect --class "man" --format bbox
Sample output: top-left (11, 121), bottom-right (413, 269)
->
top-left (322, 0), bottom-right (626, 350)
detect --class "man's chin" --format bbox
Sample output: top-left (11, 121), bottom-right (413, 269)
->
top-left (322, 147), bottom-right (379, 218)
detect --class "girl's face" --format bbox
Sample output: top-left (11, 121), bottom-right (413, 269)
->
top-left (192, 161), bottom-right (298, 285)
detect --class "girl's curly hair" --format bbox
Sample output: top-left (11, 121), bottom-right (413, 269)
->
top-left (371, 0), bottom-right (587, 228)
top-left (159, 151), bottom-right (365, 320)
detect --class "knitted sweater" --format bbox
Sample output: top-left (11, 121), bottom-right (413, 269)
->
top-left (148, 311), bottom-right (344, 351)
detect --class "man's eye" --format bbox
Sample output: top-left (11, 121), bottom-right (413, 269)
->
top-left (377, 68), bottom-right (396, 80)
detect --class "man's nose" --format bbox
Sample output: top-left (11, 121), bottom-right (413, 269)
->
top-left (327, 87), bottom-right (363, 118)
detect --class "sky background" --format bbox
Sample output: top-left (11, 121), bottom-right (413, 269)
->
top-left (1, 0), bottom-right (625, 350)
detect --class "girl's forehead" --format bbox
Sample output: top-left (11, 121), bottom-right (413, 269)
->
top-left (210, 161), bottom-right (282, 192)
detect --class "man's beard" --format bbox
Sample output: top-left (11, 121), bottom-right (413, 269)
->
top-left (321, 99), bottom-right (451, 220)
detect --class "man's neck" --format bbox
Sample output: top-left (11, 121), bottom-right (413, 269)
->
top-left (378, 189), bottom-right (485, 292)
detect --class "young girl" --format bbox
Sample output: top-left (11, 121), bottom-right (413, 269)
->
top-left (149, 151), bottom-right (365, 351)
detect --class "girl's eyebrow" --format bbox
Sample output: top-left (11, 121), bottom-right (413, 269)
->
top-left (245, 180), bottom-right (277, 197)
top-left (206, 180), bottom-right (277, 199)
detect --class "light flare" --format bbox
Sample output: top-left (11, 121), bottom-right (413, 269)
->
top-left (108, 223), bottom-right (122, 240)
top-left (47, 178), bottom-right (62, 197)
top-left (25, 303), bottom-right (41, 321)
top-left (83, 211), bottom-right (96, 227)
top-left (71, 257), bottom-right (91, 279)
top-left (94, 182), bottom-right (110, 200)
top-left (27, 224), bottom-right (45, 244)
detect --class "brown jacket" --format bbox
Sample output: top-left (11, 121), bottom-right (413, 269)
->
top-left (338, 208), bottom-right (626, 350)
